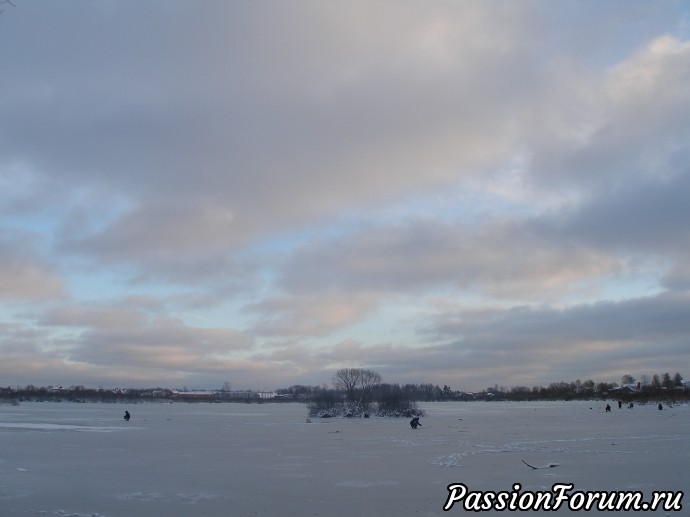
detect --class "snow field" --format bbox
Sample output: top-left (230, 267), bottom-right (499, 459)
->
top-left (0, 400), bottom-right (687, 516)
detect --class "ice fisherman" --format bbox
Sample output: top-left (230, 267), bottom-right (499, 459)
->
top-left (410, 416), bottom-right (422, 429)
top-left (605, 404), bottom-right (611, 413)
top-left (124, 410), bottom-right (131, 421)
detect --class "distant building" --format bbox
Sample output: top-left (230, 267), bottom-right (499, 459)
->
top-left (176, 390), bottom-right (215, 400)
top-left (610, 384), bottom-right (638, 394)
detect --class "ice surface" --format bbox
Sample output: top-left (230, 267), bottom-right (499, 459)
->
top-left (0, 400), bottom-right (687, 516)
top-left (0, 423), bottom-right (139, 432)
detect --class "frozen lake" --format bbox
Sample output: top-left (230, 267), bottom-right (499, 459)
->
top-left (0, 400), bottom-right (687, 516)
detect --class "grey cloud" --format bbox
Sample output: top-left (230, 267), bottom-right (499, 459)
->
top-left (245, 293), bottom-right (378, 338)
top-left (314, 291), bottom-right (690, 388)
top-left (533, 167), bottom-right (690, 294)
top-left (40, 305), bottom-right (148, 330)
top-left (65, 200), bottom-right (238, 262)
top-left (11, 297), bottom-right (256, 381)
top-left (2, 2), bottom-right (690, 389)
top-left (277, 218), bottom-right (616, 300)
top-left (295, 291), bottom-right (690, 388)
top-left (0, 2), bottom-right (537, 254)
top-left (270, 158), bottom-right (687, 302)
top-left (0, 258), bottom-right (64, 301)
top-left (0, 234), bottom-right (65, 300)
top-left (526, 36), bottom-right (690, 191)
top-left (0, 322), bottom-right (47, 354)
top-left (31, 305), bottom-right (256, 382)
top-left (432, 291), bottom-right (690, 357)
top-left (661, 261), bottom-right (690, 291)
top-left (5, 2), bottom-right (686, 280)
top-left (546, 172), bottom-right (690, 252)
top-left (71, 318), bottom-right (253, 365)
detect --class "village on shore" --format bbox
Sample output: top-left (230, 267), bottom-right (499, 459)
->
top-left (2, 371), bottom-right (688, 407)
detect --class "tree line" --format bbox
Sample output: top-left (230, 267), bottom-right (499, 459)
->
top-left (277, 370), bottom-right (688, 404)
top-left (1, 370), bottom-right (686, 406)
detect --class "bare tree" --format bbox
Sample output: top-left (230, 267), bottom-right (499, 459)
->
top-left (357, 368), bottom-right (382, 409)
top-left (333, 368), bottom-right (361, 402)
top-left (332, 367), bottom-right (382, 412)
top-left (621, 374), bottom-right (635, 385)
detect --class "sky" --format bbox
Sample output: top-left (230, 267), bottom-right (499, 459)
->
top-left (1, 1), bottom-right (690, 392)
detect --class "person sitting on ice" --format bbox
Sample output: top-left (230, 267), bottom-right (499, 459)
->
top-left (124, 410), bottom-right (131, 421)
top-left (410, 416), bottom-right (422, 429)
top-left (605, 404), bottom-right (611, 412)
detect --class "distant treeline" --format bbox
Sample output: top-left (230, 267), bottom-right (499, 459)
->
top-left (278, 370), bottom-right (689, 403)
top-left (1, 371), bottom-right (687, 404)
top-left (0, 386), bottom-right (273, 404)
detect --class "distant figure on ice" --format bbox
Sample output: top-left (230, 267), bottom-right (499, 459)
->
top-left (605, 404), bottom-right (611, 413)
top-left (628, 402), bottom-right (634, 409)
top-left (124, 410), bottom-right (131, 422)
top-left (617, 400), bottom-right (623, 409)
top-left (410, 417), bottom-right (422, 429)
top-left (658, 403), bottom-right (663, 411)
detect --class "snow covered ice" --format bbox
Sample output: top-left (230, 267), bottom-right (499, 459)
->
top-left (0, 400), bottom-right (687, 516)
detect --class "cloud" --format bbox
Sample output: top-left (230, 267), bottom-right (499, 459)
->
top-left (67, 315), bottom-right (254, 369)
top-left (425, 291), bottom-right (690, 384)
top-left (0, 234), bottom-right (64, 301)
top-left (533, 165), bottom-right (690, 294)
top-left (1, 2), bottom-right (537, 255)
top-left (549, 173), bottom-right (690, 250)
top-left (526, 35), bottom-right (690, 191)
top-left (1, 2), bottom-right (689, 390)
top-left (432, 291), bottom-right (690, 347)
top-left (245, 293), bottom-right (379, 337)
top-left (0, 300), bottom-right (257, 387)
top-left (276, 218), bottom-right (618, 301)
top-left (40, 304), bottom-right (148, 330)
top-left (70, 202), bottom-right (237, 260)
top-left (0, 259), bottom-right (64, 301)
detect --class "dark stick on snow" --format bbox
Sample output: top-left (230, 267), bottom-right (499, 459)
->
top-left (522, 460), bottom-right (559, 469)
